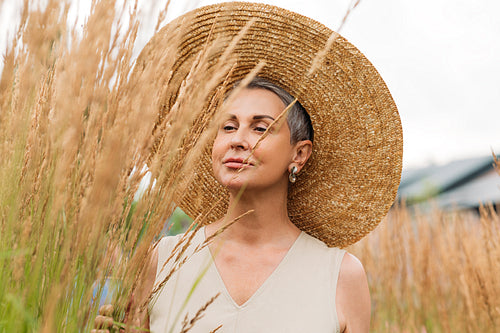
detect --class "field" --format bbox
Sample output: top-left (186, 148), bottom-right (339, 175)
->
top-left (350, 202), bottom-right (500, 332)
top-left (1, 1), bottom-right (499, 332)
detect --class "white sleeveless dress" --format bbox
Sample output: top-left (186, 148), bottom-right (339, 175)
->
top-left (149, 228), bottom-right (345, 333)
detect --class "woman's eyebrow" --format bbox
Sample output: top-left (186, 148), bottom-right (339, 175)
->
top-left (253, 115), bottom-right (275, 121)
top-left (226, 114), bottom-right (275, 121)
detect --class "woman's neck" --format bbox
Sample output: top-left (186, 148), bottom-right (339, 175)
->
top-left (207, 183), bottom-right (301, 246)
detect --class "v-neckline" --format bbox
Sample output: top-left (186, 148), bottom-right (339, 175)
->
top-left (202, 227), bottom-right (304, 309)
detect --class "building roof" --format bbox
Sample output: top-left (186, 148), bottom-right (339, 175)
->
top-left (398, 155), bottom-right (500, 209)
top-left (434, 169), bottom-right (500, 209)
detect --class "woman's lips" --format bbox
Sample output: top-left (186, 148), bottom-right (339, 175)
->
top-left (223, 158), bottom-right (253, 169)
top-left (224, 162), bottom-right (252, 169)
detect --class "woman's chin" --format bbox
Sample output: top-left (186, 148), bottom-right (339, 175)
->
top-left (218, 176), bottom-right (255, 193)
top-left (223, 180), bottom-right (250, 192)
top-left (217, 173), bottom-right (286, 194)
top-left (216, 171), bottom-right (256, 189)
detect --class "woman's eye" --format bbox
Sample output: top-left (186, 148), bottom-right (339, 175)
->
top-left (255, 126), bottom-right (267, 133)
top-left (223, 125), bottom-right (236, 131)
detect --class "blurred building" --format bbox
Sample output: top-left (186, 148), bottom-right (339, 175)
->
top-left (397, 155), bottom-right (500, 211)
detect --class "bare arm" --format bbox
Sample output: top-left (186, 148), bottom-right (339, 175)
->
top-left (336, 253), bottom-right (371, 333)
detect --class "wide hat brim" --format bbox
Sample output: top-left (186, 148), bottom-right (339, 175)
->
top-left (137, 2), bottom-right (403, 248)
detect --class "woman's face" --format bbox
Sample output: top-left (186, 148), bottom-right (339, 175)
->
top-left (211, 88), bottom-right (296, 192)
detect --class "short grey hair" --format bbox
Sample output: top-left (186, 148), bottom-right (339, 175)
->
top-left (237, 77), bottom-right (314, 144)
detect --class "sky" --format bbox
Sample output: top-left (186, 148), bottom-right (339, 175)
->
top-left (1, 0), bottom-right (499, 169)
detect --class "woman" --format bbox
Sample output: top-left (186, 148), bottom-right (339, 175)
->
top-left (147, 77), bottom-right (373, 333)
top-left (94, 2), bottom-right (402, 332)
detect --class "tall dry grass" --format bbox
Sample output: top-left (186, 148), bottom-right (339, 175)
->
top-left (350, 202), bottom-right (500, 332)
top-left (3, 0), bottom-right (498, 332)
top-left (1, 0), bottom-right (347, 331)
top-left (0, 0), bottom-right (239, 331)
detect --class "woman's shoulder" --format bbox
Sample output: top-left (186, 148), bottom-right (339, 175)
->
top-left (339, 252), bottom-right (365, 277)
top-left (336, 252), bottom-right (370, 332)
top-left (157, 232), bottom-right (184, 251)
top-left (299, 233), bottom-right (366, 285)
top-left (156, 228), bottom-right (205, 263)
top-left (300, 231), bottom-right (346, 258)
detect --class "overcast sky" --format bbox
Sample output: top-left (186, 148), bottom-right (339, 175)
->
top-left (1, 0), bottom-right (499, 169)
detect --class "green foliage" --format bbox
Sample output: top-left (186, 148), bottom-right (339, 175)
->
top-left (167, 208), bottom-right (193, 236)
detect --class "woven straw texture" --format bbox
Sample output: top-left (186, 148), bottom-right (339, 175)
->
top-left (137, 2), bottom-right (403, 248)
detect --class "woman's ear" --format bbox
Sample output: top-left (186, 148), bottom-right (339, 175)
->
top-left (291, 140), bottom-right (313, 172)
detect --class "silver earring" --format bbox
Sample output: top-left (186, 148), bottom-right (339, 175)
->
top-left (289, 166), bottom-right (297, 183)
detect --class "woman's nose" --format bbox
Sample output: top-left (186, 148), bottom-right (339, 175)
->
top-left (230, 128), bottom-right (250, 150)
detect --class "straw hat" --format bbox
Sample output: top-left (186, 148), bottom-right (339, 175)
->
top-left (137, 2), bottom-right (403, 248)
